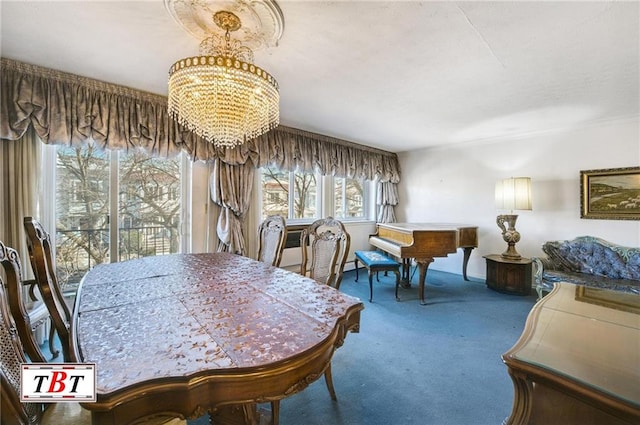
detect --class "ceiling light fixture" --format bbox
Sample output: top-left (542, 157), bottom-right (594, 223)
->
top-left (167, 1), bottom-right (283, 148)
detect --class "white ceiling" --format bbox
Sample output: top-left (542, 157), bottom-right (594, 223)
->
top-left (1, 1), bottom-right (638, 153)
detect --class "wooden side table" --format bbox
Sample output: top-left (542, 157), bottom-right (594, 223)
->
top-left (484, 254), bottom-right (532, 295)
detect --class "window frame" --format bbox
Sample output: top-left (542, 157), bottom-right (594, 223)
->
top-left (41, 143), bottom-right (192, 289)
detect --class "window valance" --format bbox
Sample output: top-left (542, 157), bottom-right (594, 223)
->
top-left (1, 57), bottom-right (400, 183)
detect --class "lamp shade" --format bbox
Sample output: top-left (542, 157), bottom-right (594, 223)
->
top-left (495, 177), bottom-right (532, 211)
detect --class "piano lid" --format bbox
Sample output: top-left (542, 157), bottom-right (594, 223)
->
top-left (377, 223), bottom-right (478, 231)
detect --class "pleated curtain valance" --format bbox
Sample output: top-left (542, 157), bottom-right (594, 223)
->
top-left (0, 58), bottom-right (400, 183)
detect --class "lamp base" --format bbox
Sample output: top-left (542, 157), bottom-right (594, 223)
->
top-left (496, 214), bottom-right (522, 260)
top-left (501, 245), bottom-right (522, 260)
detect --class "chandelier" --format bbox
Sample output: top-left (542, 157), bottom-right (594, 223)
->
top-left (167, 4), bottom-right (282, 148)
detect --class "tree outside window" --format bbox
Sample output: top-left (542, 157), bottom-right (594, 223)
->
top-left (56, 144), bottom-right (110, 288)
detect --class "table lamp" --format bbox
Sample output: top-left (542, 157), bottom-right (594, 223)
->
top-left (495, 177), bottom-right (532, 259)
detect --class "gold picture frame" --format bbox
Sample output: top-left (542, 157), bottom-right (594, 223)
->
top-left (580, 166), bottom-right (640, 220)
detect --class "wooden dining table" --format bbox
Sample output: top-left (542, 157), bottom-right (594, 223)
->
top-left (502, 282), bottom-right (640, 424)
top-left (72, 252), bottom-right (364, 425)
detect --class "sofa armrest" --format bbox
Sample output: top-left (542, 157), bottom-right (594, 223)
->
top-left (532, 257), bottom-right (543, 284)
top-left (532, 257), bottom-right (555, 300)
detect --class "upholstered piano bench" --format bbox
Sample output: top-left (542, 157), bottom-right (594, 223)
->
top-left (354, 250), bottom-right (401, 302)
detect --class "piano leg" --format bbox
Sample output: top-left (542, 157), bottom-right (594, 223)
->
top-left (400, 258), bottom-right (412, 288)
top-left (462, 247), bottom-right (474, 281)
top-left (416, 258), bottom-right (435, 305)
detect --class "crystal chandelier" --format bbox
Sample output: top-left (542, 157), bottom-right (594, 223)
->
top-left (168, 10), bottom-right (279, 148)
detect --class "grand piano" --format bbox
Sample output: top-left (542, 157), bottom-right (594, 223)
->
top-left (369, 223), bottom-right (478, 304)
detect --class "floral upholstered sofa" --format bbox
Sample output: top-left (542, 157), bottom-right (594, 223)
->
top-left (533, 236), bottom-right (640, 299)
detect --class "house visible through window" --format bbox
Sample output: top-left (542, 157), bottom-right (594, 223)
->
top-left (55, 144), bottom-right (186, 289)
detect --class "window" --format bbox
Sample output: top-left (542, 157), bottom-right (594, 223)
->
top-left (54, 144), bottom-right (188, 289)
top-left (259, 167), bottom-right (370, 221)
top-left (334, 177), bottom-right (366, 219)
top-left (261, 166), bottom-right (319, 220)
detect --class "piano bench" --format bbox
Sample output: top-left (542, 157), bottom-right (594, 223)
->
top-left (354, 250), bottom-right (401, 302)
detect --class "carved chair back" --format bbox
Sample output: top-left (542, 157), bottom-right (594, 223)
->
top-left (0, 241), bottom-right (47, 363)
top-left (23, 217), bottom-right (75, 362)
top-left (257, 215), bottom-right (288, 267)
top-left (0, 265), bottom-right (47, 424)
top-left (300, 217), bottom-right (351, 289)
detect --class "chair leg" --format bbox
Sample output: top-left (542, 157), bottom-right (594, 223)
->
top-left (324, 363), bottom-right (337, 401)
top-left (354, 259), bottom-right (359, 282)
top-left (368, 272), bottom-right (374, 302)
top-left (270, 400), bottom-right (280, 425)
top-left (48, 324), bottom-right (60, 360)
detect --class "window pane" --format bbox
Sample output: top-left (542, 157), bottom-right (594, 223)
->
top-left (55, 144), bottom-right (110, 290)
top-left (345, 178), bottom-right (365, 217)
top-left (118, 150), bottom-right (181, 261)
top-left (261, 167), bottom-right (289, 218)
top-left (334, 177), bottom-right (365, 219)
top-left (293, 172), bottom-right (317, 219)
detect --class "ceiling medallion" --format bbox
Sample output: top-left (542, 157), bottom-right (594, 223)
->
top-left (165, 0), bottom-right (284, 148)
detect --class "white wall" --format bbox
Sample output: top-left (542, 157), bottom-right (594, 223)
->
top-left (396, 117), bottom-right (640, 280)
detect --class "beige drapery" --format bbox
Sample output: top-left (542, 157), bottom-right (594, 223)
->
top-left (0, 58), bottom-right (400, 183)
top-left (377, 181), bottom-right (398, 223)
top-left (0, 58), bottom-right (208, 158)
top-left (1, 58), bottom-right (402, 254)
top-left (209, 159), bottom-right (255, 255)
top-left (0, 127), bottom-right (41, 279)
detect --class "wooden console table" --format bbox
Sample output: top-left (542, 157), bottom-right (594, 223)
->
top-left (73, 253), bottom-right (364, 425)
top-left (484, 254), bottom-right (532, 295)
top-left (502, 282), bottom-right (640, 424)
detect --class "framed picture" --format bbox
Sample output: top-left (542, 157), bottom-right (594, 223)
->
top-left (580, 166), bottom-right (640, 220)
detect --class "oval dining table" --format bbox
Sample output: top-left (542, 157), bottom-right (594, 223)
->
top-left (72, 252), bottom-right (364, 425)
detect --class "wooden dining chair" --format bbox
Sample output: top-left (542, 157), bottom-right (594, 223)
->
top-left (257, 215), bottom-right (288, 267)
top-left (269, 218), bottom-right (351, 425)
top-left (0, 240), bottom-right (48, 363)
top-left (299, 216), bottom-right (351, 398)
top-left (300, 217), bottom-right (351, 290)
top-left (23, 217), bottom-right (74, 362)
top-left (0, 267), bottom-right (49, 425)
